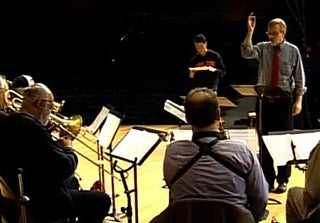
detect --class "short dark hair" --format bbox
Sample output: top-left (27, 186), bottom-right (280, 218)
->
top-left (184, 87), bottom-right (219, 127)
top-left (12, 75), bottom-right (34, 89)
top-left (193, 34), bottom-right (207, 43)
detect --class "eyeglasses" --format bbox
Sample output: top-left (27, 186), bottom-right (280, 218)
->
top-left (266, 31), bottom-right (282, 37)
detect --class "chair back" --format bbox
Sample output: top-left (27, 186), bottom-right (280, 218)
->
top-left (150, 198), bottom-right (255, 223)
top-left (302, 142), bottom-right (320, 222)
top-left (0, 176), bottom-right (16, 199)
top-left (0, 176), bottom-right (22, 223)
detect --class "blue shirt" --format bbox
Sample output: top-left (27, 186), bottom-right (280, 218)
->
top-left (164, 137), bottom-right (269, 221)
top-left (241, 40), bottom-right (306, 96)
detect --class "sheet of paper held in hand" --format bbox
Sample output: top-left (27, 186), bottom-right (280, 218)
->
top-left (188, 66), bottom-right (217, 72)
top-left (262, 132), bottom-right (320, 166)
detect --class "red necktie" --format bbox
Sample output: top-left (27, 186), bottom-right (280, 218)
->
top-left (271, 46), bottom-right (280, 86)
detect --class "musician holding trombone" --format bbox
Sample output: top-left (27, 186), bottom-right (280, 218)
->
top-left (0, 74), bottom-right (34, 116)
top-left (0, 83), bottom-right (111, 223)
top-left (0, 75), bottom-right (10, 116)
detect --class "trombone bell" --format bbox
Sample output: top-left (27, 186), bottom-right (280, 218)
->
top-left (50, 114), bottom-right (83, 137)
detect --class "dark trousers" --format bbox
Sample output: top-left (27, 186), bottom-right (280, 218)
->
top-left (256, 95), bottom-right (293, 189)
top-left (69, 189), bottom-right (111, 223)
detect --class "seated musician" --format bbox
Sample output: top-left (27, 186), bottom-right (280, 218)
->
top-left (0, 75), bottom-right (9, 116)
top-left (0, 83), bottom-right (111, 223)
top-left (286, 141), bottom-right (320, 223)
top-left (11, 74), bottom-right (35, 93)
top-left (152, 87), bottom-right (269, 222)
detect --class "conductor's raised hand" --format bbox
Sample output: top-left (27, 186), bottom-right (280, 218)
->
top-left (247, 12), bottom-right (256, 32)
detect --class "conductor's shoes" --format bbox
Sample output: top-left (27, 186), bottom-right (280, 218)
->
top-left (270, 183), bottom-right (287, 194)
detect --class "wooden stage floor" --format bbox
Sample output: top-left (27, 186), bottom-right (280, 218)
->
top-left (74, 125), bottom-right (305, 223)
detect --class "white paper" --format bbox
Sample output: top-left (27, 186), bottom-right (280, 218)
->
top-left (168, 129), bottom-right (192, 142)
top-left (86, 106), bottom-right (109, 134)
top-left (97, 113), bottom-right (121, 148)
top-left (111, 128), bottom-right (160, 165)
top-left (164, 99), bottom-right (187, 123)
top-left (262, 134), bottom-right (293, 166)
top-left (189, 66), bottom-right (217, 72)
top-left (290, 132), bottom-right (320, 160)
top-left (262, 131), bottom-right (320, 166)
top-left (228, 129), bottom-right (259, 154)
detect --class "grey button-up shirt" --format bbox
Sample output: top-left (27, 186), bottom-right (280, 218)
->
top-left (241, 40), bottom-right (306, 96)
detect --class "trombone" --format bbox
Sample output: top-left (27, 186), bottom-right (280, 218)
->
top-left (7, 89), bottom-right (117, 163)
top-left (5, 89), bottom-right (65, 114)
top-left (5, 87), bottom-right (125, 182)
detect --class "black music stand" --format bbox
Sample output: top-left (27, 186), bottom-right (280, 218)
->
top-left (254, 85), bottom-right (284, 163)
top-left (263, 130), bottom-right (320, 204)
top-left (107, 126), bottom-right (167, 223)
top-left (97, 109), bottom-right (125, 222)
top-left (265, 129), bottom-right (320, 171)
top-left (85, 106), bottom-right (110, 135)
top-left (254, 85), bottom-right (285, 205)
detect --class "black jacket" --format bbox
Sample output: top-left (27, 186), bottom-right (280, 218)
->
top-left (0, 112), bottom-right (78, 221)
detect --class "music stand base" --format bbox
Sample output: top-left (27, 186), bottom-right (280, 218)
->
top-left (105, 212), bottom-right (127, 222)
top-left (268, 197), bottom-right (282, 205)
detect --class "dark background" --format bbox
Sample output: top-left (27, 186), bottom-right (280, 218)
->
top-left (0, 0), bottom-right (319, 128)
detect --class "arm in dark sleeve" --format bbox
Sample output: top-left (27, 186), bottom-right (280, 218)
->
top-left (38, 124), bottom-right (78, 181)
top-left (216, 54), bottom-right (226, 78)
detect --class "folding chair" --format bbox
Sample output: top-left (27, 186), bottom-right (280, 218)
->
top-left (150, 198), bottom-right (255, 223)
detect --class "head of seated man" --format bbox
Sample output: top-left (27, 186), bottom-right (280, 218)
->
top-left (184, 87), bottom-right (221, 134)
top-left (20, 83), bottom-right (54, 126)
top-left (11, 74), bottom-right (35, 91)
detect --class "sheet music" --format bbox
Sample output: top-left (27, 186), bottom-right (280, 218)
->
top-left (168, 128), bottom-right (259, 154)
top-left (111, 128), bottom-right (161, 165)
top-left (86, 106), bottom-right (110, 134)
top-left (97, 113), bottom-right (121, 148)
top-left (164, 99), bottom-right (187, 123)
top-left (291, 132), bottom-right (320, 160)
top-left (169, 129), bottom-right (192, 142)
top-left (228, 129), bottom-right (259, 154)
top-left (262, 134), bottom-right (293, 166)
top-left (262, 131), bottom-right (320, 166)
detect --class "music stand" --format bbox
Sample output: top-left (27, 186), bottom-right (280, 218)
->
top-left (108, 126), bottom-right (167, 223)
top-left (85, 106), bottom-right (110, 135)
top-left (254, 85), bottom-right (284, 162)
top-left (231, 84), bottom-right (258, 97)
top-left (263, 129), bottom-right (320, 169)
top-left (97, 109), bottom-right (125, 222)
top-left (164, 97), bottom-right (236, 128)
top-left (254, 85), bottom-right (284, 205)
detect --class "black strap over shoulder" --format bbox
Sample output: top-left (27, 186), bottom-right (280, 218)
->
top-left (170, 137), bottom-right (247, 185)
top-left (170, 139), bottom-right (219, 185)
top-left (196, 141), bottom-right (247, 180)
